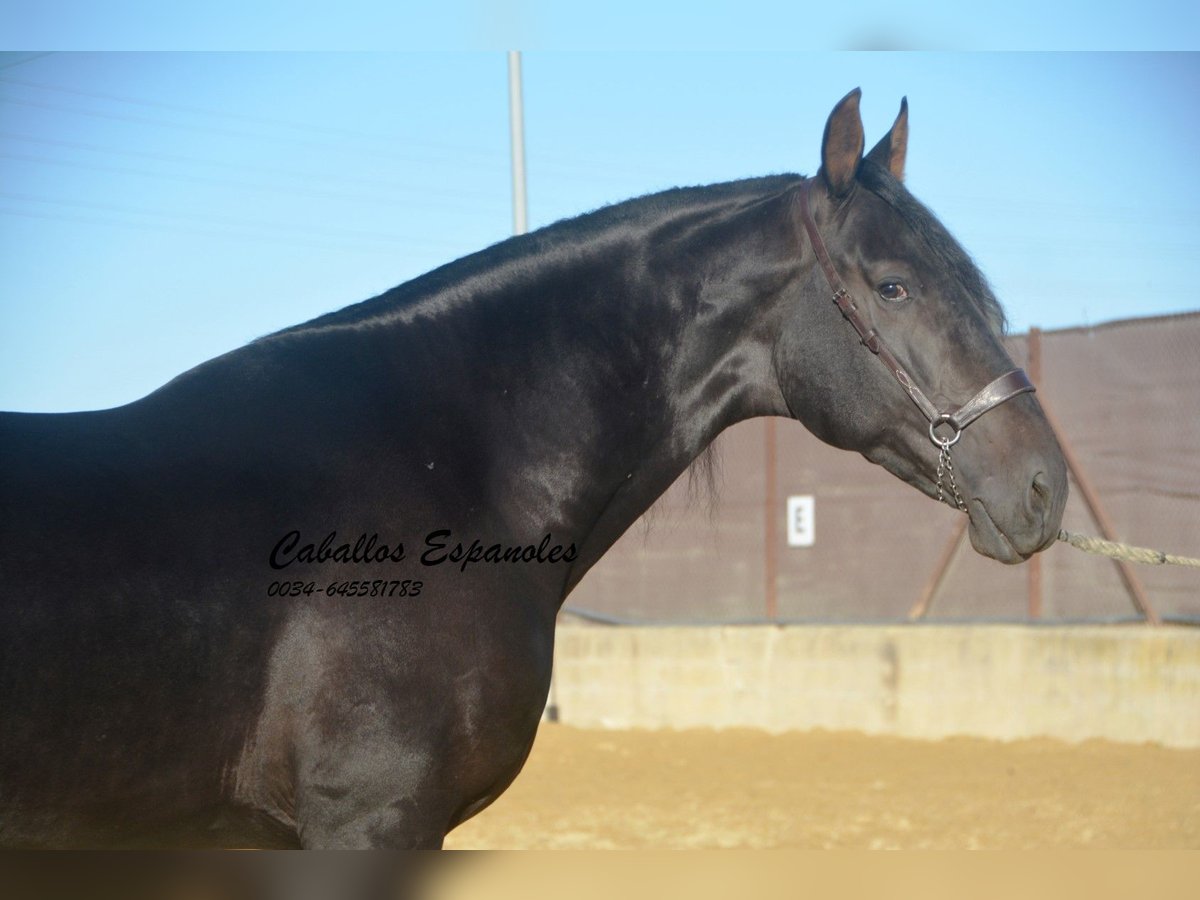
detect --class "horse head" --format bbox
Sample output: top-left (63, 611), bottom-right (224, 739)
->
top-left (775, 90), bottom-right (1068, 563)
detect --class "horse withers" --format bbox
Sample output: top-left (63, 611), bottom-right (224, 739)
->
top-left (0, 90), bottom-right (1066, 848)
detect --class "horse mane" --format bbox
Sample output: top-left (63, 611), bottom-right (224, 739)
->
top-left (267, 174), bottom-right (803, 339)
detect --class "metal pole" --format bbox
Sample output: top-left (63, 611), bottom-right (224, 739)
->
top-left (908, 516), bottom-right (967, 621)
top-left (1026, 327), bottom-right (1044, 620)
top-left (764, 417), bottom-right (778, 621)
top-left (507, 51), bottom-right (529, 236)
top-left (1037, 399), bottom-right (1162, 626)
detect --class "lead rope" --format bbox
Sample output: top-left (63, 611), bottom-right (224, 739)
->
top-left (1056, 530), bottom-right (1200, 569)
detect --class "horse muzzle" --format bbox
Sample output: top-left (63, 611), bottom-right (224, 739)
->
top-left (964, 458), bottom-right (1068, 564)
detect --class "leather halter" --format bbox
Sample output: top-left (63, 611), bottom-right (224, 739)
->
top-left (797, 179), bottom-right (1034, 448)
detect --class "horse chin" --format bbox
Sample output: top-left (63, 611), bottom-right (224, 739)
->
top-left (965, 498), bottom-right (1028, 565)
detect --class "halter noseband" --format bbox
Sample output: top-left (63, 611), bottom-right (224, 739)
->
top-left (797, 179), bottom-right (1035, 506)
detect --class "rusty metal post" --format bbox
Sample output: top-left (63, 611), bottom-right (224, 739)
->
top-left (1037, 399), bottom-right (1162, 626)
top-left (1027, 328), bottom-right (1044, 620)
top-left (764, 417), bottom-right (778, 622)
top-left (908, 516), bottom-right (968, 621)
top-left (1027, 545), bottom-right (1044, 619)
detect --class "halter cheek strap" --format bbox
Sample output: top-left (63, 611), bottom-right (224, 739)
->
top-left (797, 179), bottom-right (1035, 450)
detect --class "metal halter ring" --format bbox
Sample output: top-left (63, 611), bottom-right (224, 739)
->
top-left (929, 414), bottom-right (962, 449)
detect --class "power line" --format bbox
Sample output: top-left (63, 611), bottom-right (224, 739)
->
top-left (2, 78), bottom-right (686, 182)
top-left (0, 150), bottom-right (509, 215)
top-left (0, 190), bottom-right (465, 247)
top-left (0, 95), bottom-right (507, 171)
top-left (1, 73), bottom-right (507, 159)
top-left (0, 131), bottom-right (508, 204)
top-left (0, 205), bottom-right (468, 256)
top-left (0, 53), bottom-right (54, 72)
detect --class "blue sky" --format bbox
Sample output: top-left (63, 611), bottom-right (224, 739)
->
top-left (2, 50), bottom-right (1199, 411)
top-left (4, 2), bottom-right (1199, 50)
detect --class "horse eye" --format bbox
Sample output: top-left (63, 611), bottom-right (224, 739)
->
top-left (877, 280), bottom-right (910, 303)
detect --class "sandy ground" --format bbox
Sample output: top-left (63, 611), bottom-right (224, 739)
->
top-left (444, 724), bottom-right (1200, 849)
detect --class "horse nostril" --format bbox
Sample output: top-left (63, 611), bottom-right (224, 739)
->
top-left (1030, 471), bottom-right (1051, 517)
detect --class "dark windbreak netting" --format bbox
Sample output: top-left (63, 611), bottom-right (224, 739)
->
top-left (565, 312), bottom-right (1200, 625)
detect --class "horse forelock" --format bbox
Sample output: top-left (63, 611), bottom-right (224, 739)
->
top-left (856, 160), bottom-right (1007, 337)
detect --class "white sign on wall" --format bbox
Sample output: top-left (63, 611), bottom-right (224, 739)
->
top-left (786, 495), bottom-right (815, 547)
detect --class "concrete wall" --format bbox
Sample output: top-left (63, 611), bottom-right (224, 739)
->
top-left (550, 625), bottom-right (1200, 748)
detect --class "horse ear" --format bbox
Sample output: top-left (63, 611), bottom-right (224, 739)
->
top-left (819, 88), bottom-right (865, 198)
top-left (865, 96), bottom-right (909, 181)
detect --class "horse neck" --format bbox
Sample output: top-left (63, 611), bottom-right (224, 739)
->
top-left (233, 182), bottom-right (802, 601)
top-left (502, 188), bottom-right (800, 592)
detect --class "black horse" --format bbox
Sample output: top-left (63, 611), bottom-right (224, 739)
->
top-left (0, 90), bottom-right (1067, 848)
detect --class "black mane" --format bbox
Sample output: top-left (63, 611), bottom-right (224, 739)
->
top-left (270, 174), bottom-right (803, 338)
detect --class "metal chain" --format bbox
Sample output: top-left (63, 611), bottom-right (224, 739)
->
top-left (936, 444), bottom-right (966, 511)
